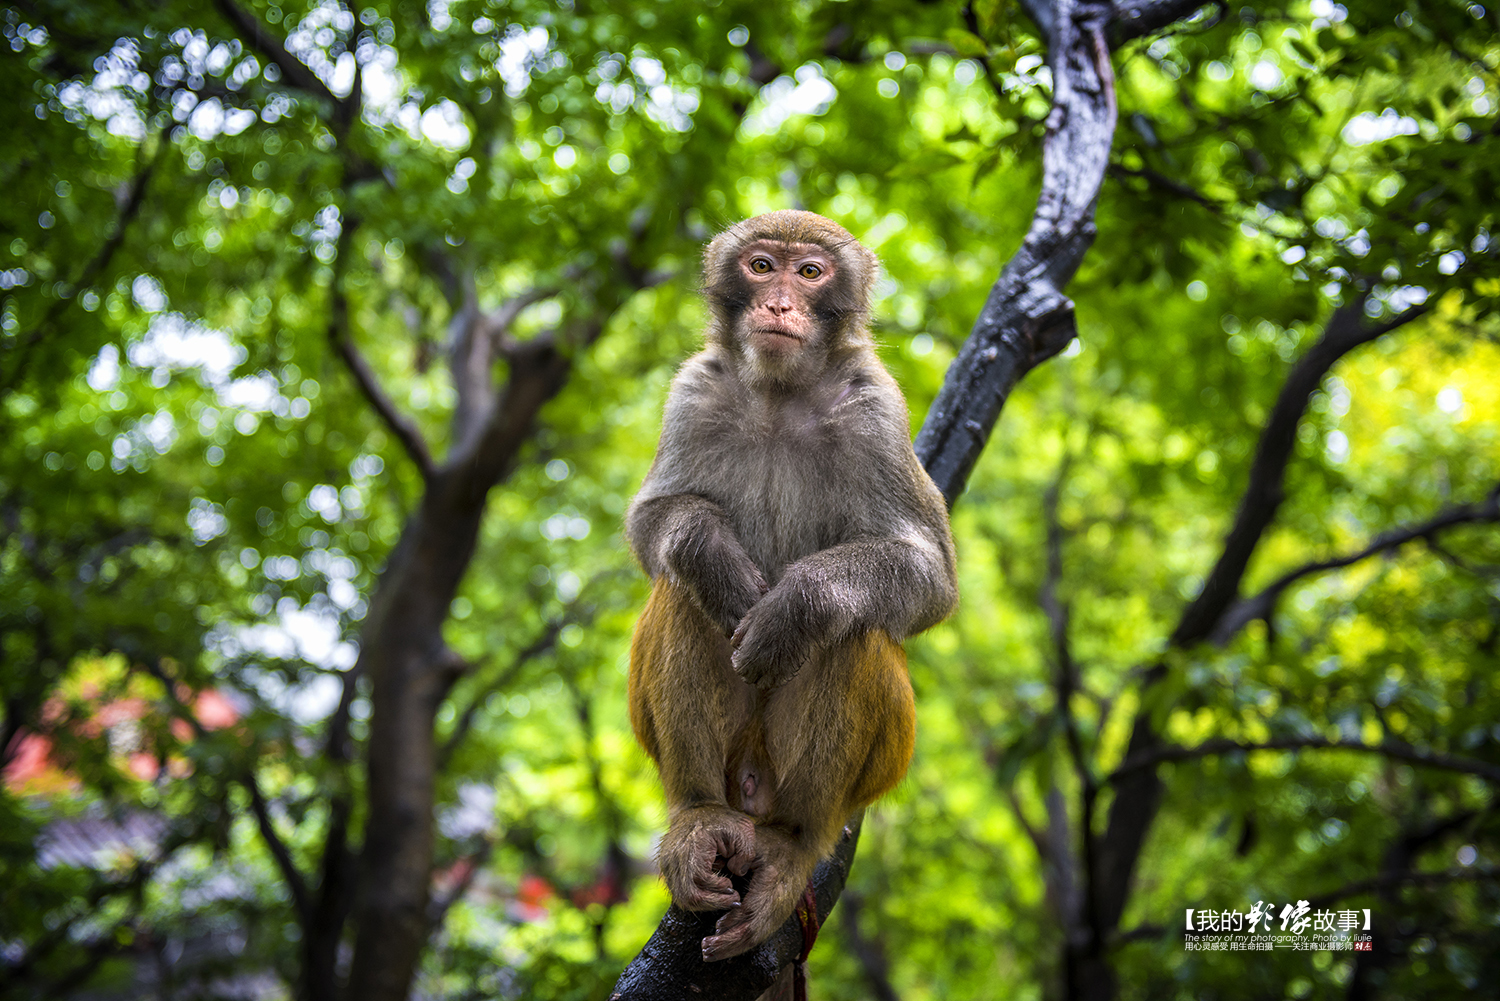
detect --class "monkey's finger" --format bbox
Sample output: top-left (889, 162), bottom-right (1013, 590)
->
top-left (724, 848), bottom-right (754, 877)
top-left (711, 827), bottom-right (756, 878)
top-left (688, 867), bottom-right (740, 905)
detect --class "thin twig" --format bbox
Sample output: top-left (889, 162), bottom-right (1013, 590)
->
top-left (1107, 736), bottom-right (1500, 785)
top-left (245, 770), bottom-right (314, 922)
top-left (1307, 866), bottom-right (1499, 909)
top-left (1212, 483), bottom-right (1500, 643)
top-left (328, 222), bottom-right (436, 479)
top-left (3, 125), bottom-right (169, 392)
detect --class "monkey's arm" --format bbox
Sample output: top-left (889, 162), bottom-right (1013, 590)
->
top-left (626, 493), bottom-right (769, 636)
top-left (731, 519), bottom-right (957, 690)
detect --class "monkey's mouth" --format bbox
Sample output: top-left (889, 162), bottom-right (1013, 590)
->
top-left (754, 327), bottom-right (803, 341)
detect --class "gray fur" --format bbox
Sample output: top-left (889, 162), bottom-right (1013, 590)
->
top-left (626, 210), bottom-right (957, 690)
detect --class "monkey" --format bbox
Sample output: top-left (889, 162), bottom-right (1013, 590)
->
top-left (624, 210), bottom-right (958, 961)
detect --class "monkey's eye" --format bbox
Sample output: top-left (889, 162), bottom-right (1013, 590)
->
top-left (798, 263), bottom-right (823, 279)
top-left (749, 257), bottom-right (773, 274)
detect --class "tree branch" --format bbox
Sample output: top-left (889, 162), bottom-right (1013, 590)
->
top-left (448, 280), bottom-right (561, 461)
top-left (610, 814), bottom-right (865, 1001)
top-left (915, 0), bottom-right (1120, 505)
top-left (3, 125), bottom-right (168, 394)
top-left (245, 770), bottom-right (314, 923)
top-left (438, 620), bottom-right (561, 769)
top-left (1210, 483), bottom-right (1500, 644)
top-left (1107, 162), bottom-right (1222, 211)
top-left (427, 836), bottom-right (496, 928)
top-left (1107, 0), bottom-right (1223, 45)
top-left (1107, 736), bottom-right (1500, 785)
top-left (1307, 866), bottom-right (1499, 910)
top-left (839, 891), bottom-right (902, 1001)
top-left (329, 224), bottom-right (436, 480)
top-left (1171, 296), bottom-right (1432, 647)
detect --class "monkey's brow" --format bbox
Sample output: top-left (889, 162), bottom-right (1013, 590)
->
top-left (750, 236), bottom-right (850, 255)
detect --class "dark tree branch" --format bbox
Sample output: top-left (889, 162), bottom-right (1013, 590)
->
top-left (1005, 785), bottom-right (1051, 862)
top-left (915, 0), bottom-right (1119, 505)
top-left (1041, 459), bottom-right (1091, 795)
top-left (1107, 162), bottom-right (1222, 211)
top-left (839, 891), bottom-right (902, 1001)
top-left (145, 656), bottom-right (350, 987)
top-left (1307, 866), bottom-right (1499, 910)
top-left (1210, 484), bottom-right (1500, 644)
top-left (427, 837), bottom-right (496, 928)
top-left (245, 770), bottom-right (314, 923)
top-left (1087, 264), bottom-right (1434, 1001)
top-left (1172, 297), bottom-right (1432, 647)
top-left (438, 620), bottom-right (562, 769)
top-left (3, 125), bottom-right (168, 395)
top-left (1039, 460), bottom-right (1108, 989)
top-left (1107, 736), bottom-right (1500, 786)
top-left (1107, 0), bottom-right (1224, 45)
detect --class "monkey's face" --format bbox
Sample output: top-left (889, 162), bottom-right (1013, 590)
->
top-left (731, 239), bottom-right (836, 367)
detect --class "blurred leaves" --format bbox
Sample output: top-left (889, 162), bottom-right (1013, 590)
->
top-left (0, 0), bottom-right (1497, 999)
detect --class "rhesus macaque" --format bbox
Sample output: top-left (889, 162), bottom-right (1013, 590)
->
top-left (626, 210), bottom-right (957, 961)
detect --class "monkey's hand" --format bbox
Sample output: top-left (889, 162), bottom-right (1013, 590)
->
top-left (666, 525), bottom-right (769, 636)
top-left (729, 577), bottom-right (825, 690)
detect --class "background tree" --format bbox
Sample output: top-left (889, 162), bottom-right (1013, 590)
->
top-left (1, 2), bottom-right (1496, 1001)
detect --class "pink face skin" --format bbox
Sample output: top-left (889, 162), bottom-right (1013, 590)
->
top-left (735, 240), bottom-right (836, 355)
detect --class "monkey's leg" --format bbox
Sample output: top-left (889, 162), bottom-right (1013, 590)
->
top-left (630, 579), bottom-right (758, 911)
top-left (701, 631), bottom-right (915, 961)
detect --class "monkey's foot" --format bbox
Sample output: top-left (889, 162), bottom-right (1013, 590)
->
top-left (701, 830), bottom-right (810, 961)
top-left (659, 806), bottom-right (756, 912)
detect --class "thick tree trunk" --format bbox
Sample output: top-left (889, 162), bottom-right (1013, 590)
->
top-left (346, 475), bottom-right (487, 999)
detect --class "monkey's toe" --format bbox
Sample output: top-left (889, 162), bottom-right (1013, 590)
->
top-left (660, 806), bottom-right (757, 912)
top-left (699, 854), bottom-right (795, 961)
top-left (701, 908), bottom-right (761, 962)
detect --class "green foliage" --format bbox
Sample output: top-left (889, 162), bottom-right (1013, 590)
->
top-left (1, 0), bottom-right (1497, 999)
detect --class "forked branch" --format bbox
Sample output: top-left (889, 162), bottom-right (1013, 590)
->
top-left (1172, 297), bottom-right (1432, 646)
top-left (1210, 484), bottom-right (1500, 644)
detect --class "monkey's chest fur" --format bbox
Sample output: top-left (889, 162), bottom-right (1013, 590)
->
top-left (696, 387), bottom-right (875, 582)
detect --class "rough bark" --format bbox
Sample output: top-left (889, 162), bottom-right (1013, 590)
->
top-left (915, 0), bottom-right (1118, 505)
